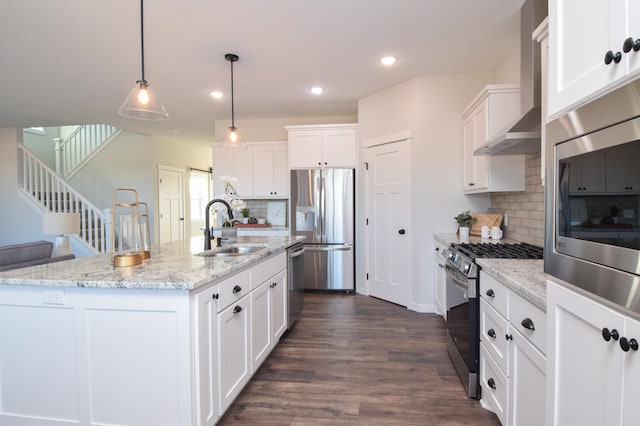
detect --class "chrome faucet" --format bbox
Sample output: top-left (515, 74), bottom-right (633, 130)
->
top-left (204, 199), bottom-right (234, 250)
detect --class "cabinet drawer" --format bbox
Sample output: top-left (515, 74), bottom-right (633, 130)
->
top-left (480, 343), bottom-right (508, 426)
top-left (480, 272), bottom-right (509, 316)
top-left (510, 291), bottom-right (546, 355)
top-left (480, 298), bottom-right (509, 373)
top-left (217, 269), bottom-right (251, 312)
top-left (250, 252), bottom-right (286, 290)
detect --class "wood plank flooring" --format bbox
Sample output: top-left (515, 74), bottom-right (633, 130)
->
top-left (219, 292), bottom-right (500, 425)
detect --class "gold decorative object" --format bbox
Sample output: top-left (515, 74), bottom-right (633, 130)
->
top-left (138, 201), bottom-right (151, 259)
top-left (111, 189), bottom-right (143, 267)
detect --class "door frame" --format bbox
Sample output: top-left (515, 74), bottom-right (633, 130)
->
top-left (359, 131), bottom-right (412, 302)
top-left (157, 165), bottom-right (186, 244)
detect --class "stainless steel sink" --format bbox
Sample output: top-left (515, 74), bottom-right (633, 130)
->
top-left (197, 245), bottom-right (265, 257)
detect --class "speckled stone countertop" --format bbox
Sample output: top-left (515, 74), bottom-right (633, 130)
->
top-left (0, 235), bottom-right (304, 291)
top-left (434, 233), bottom-right (547, 311)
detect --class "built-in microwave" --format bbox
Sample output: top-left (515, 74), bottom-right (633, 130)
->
top-left (545, 79), bottom-right (640, 318)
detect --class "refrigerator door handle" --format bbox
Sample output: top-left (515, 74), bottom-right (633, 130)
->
top-left (288, 246), bottom-right (306, 258)
top-left (304, 244), bottom-right (353, 252)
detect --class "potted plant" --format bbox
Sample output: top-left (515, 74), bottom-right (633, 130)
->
top-left (454, 210), bottom-right (477, 237)
top-left (241, 207), bottom-right (250, 224)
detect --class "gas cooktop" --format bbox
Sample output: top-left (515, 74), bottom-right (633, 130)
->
top-left (451, 242), bottom-right (544, 260)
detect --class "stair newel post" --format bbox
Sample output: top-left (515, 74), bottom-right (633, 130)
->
top-left (53, 138), bottom-right (64, 176)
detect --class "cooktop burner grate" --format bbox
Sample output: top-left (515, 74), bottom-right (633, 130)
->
top-left (452, 242), bottom-right (543, 260)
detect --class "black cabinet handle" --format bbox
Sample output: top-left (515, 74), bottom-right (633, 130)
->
top-left (212, 293), bottom-right (219, 300)
top-left (623, 37), bottom-right (640, 53)
top-left (487, 328), bottom-right (496, 339)
top-left (487, 378), bottom-right (496, 390)
top-left (521, 318), bottom-right (535, 331)
top-left (233, 305), bottom-right (242, 314)
top-left (485, 289), bottom-right (495, 298)
top-left (602, 327), bottom-right (620, 342)
top-left (506, 334), bottom-right (513, 341)
top-left (233, 285), bottom-right (242, 294)
top-left (605, 50), bottom-right (622, 65)
top-left (398, 229), bottom-right (406, 235)
top-left (620, 337), bottom-right (639, 352)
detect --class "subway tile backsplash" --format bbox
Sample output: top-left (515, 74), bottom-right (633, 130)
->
top-left (490, 152), bottom-right (545, 247)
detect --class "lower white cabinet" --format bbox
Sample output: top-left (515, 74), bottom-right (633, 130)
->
top-left (433, 239), bottom-right (447, 318)
top-left (479, 272), bottom-right (546, 426)
top-left (546, 279), bottom-right (640, 426)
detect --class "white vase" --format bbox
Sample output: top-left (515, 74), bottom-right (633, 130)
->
top-left (459, 226), bottom-right (470, 238)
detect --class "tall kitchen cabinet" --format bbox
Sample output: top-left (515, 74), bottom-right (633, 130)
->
top-left (546, 279), bottom-right (640, 425)
top-left (212, 142), bottom-right (288, 198)
top-left (286, 123), bottom-right (358, 169)
top-left (548, 0), bottom-right (640, 119)
top-left (461, 85), bottom-right (525, 193)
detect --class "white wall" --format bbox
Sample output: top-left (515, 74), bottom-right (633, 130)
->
top-left (358, 72), bottom-right (495, 312)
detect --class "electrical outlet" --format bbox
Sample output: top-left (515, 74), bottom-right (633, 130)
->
top-left (503, 214), bottom-right (508, 227)
top-left (42, 289), bottom-right (65, 305)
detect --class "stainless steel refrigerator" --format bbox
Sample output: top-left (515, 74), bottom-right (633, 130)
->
top-left (290, 168), bottom-right (355, 291)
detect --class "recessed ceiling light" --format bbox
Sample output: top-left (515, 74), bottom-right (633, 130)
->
top-left (380, 56), bottom-right (397, 66)
top-left (210, 91), bottom-right (223, 99)
top-left (310, 87), bottom-right (324, 95)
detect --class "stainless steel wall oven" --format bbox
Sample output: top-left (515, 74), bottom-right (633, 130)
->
top-left (546, 79), bottom-right (640, 317)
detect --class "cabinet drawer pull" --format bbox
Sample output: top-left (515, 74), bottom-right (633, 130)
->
top-left (233, 305), bottom-right (243, 314)
top-left (233, 285), bottom-right (242, 294)
top-left (212, 293), bottom-right (219, 300)
top-left (604, 50), bottom-right (622, 65)
top-left (487, 378), bottom-right (496, 390)
top-left (602, 327), bottom-right (619, 342)
top-left (487, 328), bottom-right (496, 339)
top-left (521, 318), bottom-right (535, 331)
top-left (620, 337), bottom-right (638, 352)
top-left (506, 334), bottom-right (513, 341)
top-left (485, 289), bottom-right (495, 298)
top-left (623, 37), bottom-right (640, 53)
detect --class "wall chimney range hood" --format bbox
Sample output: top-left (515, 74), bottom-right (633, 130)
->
top-left (474, 0), bottom-right (547, 156)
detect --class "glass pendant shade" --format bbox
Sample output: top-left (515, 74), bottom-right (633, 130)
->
top-left (119, 80), bottom-right (168, 121)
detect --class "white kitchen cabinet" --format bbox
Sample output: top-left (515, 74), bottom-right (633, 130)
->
top-left (433, 239), bottom-right (447, 319)
top-left (567, 150), bottom-right (606, 194)
top-left (218, 292), bottom-right (251, 413)
top-left (606, 142), bottom-right (640, 193)
top-left (547, 279), bottom-right (640, 426)
top-left (250, 280), bottom-right (272, 372)
top-left (479, 272), bottom-right (546, 426)
top-left (533, 17), bottom-right (548, 185)
top-left (194, 286), bottom-right (221, 425)
top-left (548, 0), bottom-right (640, 119)
top-left (213, 142), bottom-right (288, 198)
top-left (270, 269), bottom-right (288, 342)
top-left (212, 146), bottom-right (253, 196)
top-left (286, 123), bottom-right (358, 169)
top-left (252, 143), bottom-right (289, 197)
top-left (461, 85), bottom-right (525, 193)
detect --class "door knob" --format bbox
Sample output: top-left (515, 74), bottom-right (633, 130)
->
top-left (398, 229), bottom-right (406, 235)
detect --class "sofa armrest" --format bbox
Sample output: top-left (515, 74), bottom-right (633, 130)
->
top-left (0, 254), bottom-right (75, 272)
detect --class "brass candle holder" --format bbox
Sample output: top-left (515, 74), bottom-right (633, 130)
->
top-left (111, 188), bottom-right (143, 267)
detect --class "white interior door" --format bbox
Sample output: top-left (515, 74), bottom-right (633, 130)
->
top-left (158, 166), bottom-right (185, 244)
top-left (365, 139), bottom-right (411, 306)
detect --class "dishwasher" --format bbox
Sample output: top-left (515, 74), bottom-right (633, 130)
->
top-left (287, 241), bottom-right (305, 328)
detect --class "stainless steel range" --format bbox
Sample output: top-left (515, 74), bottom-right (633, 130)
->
top-left (442, 242), bottom-right (543, 399)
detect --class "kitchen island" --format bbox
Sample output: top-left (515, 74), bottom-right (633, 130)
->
top-left (0, 235), bottom-right (303, 426)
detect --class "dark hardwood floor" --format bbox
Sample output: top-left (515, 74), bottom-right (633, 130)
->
top-left (219, 292), bottom-right (500, 425)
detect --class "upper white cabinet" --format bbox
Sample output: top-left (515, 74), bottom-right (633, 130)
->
top-left (252, 143), bottom-right (289, 197)
top-left (212, 142), bottom-right (288, 198)
top-left (546, 279), bottom-right (640, 425)
top-left (548, 0), bottom-right (640, 119)
top-left (286, 123), bottom-right (358, 169)
top-left (461, 85), bottom-right (525, 193)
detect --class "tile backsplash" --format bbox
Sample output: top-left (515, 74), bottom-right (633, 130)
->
top-left (490, 152), bottom-right (544, 247)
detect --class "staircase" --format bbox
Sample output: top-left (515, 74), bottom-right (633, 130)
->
top-left (18, 144), bottom-right (108, 255)
top-left (58, 124), bottom-right (121, 178)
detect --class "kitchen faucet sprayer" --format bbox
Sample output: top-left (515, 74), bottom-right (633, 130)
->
top-left (204, 199), bottom-right (234, 250)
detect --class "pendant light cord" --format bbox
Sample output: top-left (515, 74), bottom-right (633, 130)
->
top-left (230, 58), bottom-right (235, 128)
top-left (140, 0), bottom-right (146, 83)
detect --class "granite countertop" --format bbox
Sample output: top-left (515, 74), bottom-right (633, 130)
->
top-left (0, 235), bottom-right (304, 291)
top-left (434, 233), bottom-right (547, 311)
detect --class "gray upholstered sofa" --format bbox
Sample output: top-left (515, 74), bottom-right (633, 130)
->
top-left (0, 240), bottom-right (75, 272)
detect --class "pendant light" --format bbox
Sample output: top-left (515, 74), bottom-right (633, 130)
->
top-left (118, 0), bottom-right (168, 121)
top-left (225, 53), bottom-right (240, 143)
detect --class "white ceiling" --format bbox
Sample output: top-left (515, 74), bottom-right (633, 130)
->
top-left (0, 0), bottom-right (524, 144)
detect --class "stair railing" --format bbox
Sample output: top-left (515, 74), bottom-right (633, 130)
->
top-left (59, 124), bottom-right (119, 177)
top-left (18, 144), bottom-right (107, 254)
